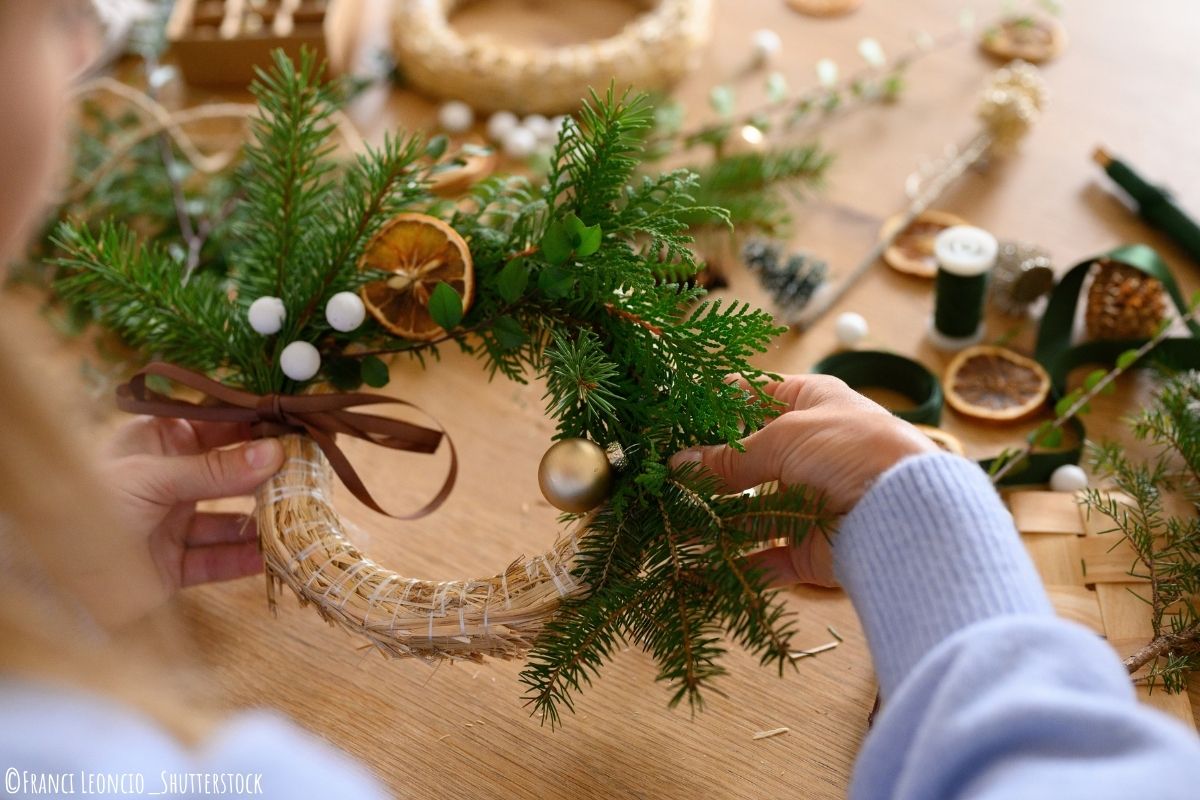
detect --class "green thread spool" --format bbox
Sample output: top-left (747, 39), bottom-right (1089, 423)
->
top-left (929, 225), bottom-right (997, 350)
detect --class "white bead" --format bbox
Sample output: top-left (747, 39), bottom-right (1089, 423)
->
top-left (834, 312), bottom-right (869, 347)
top-left (502, 126), bottom-right (538, 159)
top-left (752, 29), bottom-right (782, 62)
top-left (280, 341), bottom-right (321, 382)
top-left (858, 37), bottom-right (886, 67)
top-left (1049, 464), bottom-right (1089, 493)
top-left (522, 114), bottom-right (552, 142)
top-left (437, 100), bottom-right (474, 134)
top-left (248, 296), bottom-right (286, 335)
top-left (486, 110), bottom-right (519, 143)
top-left (324, 291), bottom-right (365, 332)
top-left (816, 58), bottom-right (839, 88)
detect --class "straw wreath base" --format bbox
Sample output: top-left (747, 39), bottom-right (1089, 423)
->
top-left (256, 434), bottom-right (586, 662)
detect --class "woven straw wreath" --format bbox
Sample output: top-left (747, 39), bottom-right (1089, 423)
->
top-left (259, 435), bottom-right (585, 662)
top-left (391, 0), bottom-right (713, 114)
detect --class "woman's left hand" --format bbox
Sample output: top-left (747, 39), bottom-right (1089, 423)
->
top-left (100, 417), bottom-right (284, 613)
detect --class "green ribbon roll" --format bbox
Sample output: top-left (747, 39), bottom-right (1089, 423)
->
top-left (811, 350), bottom-right (944, 426)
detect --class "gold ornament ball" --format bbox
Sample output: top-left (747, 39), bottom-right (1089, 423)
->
top-left (538, 438), bottom-right (613, 513)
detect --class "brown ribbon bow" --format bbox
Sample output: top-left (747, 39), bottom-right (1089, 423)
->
top-left (115, 362), bottom-right (456, 519)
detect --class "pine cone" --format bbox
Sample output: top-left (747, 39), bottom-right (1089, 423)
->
top-left (742, 239), bottom-right (827, 313)
top-left (1085, 258), bottom-right (1167, 340)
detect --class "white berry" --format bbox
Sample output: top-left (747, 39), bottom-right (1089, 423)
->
top-left (522, 114), bottom-right (552, 142)
top-left (834, 312), bottom-right (869, 347)
top-left (486, 110), bottom-right (518, 143)
top-left (752, 29), bottom-right (782, 62)
top-left (437, 100), bottom-right (474, 134)
top-left (248, 296), bottom-right (286, 335)
top-left (857, 37), bottom-right (886, 68)
top-left (280, 341), bottom-right (321, 382)
top-left (502, 126), bottom-right (538, 159)
top-left (816, 58), bottom-right (839, 88)
top-left (1049, 464), bottom-right (1089, 493)
top-left (324, 291), bottom-right (365, 332)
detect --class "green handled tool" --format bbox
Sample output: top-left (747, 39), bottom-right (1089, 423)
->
top-left (1094, 146), bottom-right (1200, 266)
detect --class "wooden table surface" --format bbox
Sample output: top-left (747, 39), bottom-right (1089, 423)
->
top-left (7, 0), bottom-right (1200, 797)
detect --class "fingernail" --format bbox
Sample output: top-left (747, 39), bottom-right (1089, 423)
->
top-left (244, 439), bottom-right (281, 469)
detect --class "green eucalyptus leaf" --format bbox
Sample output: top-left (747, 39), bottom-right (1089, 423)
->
top-left (425, 134), bottom-right (449, 160)
top-left (1116, 349), bottom-right (1140, 370)
top-left (1083, 369), bottom-right (1108, 392)
top-left (427, 281), bottom-right (464, 329)
top-left (360, 355), bottom-right (390, 388)
top-left (496, 257), bottom-right (531, 303)
top-left (540, 221), bottom-right (573, 265)
top-left (575, 222), bottom-right (602, 257)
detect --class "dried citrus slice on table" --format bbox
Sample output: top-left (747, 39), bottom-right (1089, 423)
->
top-left (943, 345), bottom-right (1051, 423)
top-left (358, 213), bottom-right (474, 341)
top-left (981, 15), bottom-right (1067, 64)
top-left (914, 425), bottom-right (966, 455)
top-left (881, 210), bottom-right (968, 278)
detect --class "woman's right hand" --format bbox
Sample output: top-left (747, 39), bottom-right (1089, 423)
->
top-left (669, 374), bottom-right (937, 587)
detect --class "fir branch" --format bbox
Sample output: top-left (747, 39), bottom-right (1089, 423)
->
top-left (52, 222), bottom-right (251, 380)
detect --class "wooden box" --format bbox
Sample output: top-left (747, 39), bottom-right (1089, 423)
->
top-left (166, 0), bottom-right (362, 87)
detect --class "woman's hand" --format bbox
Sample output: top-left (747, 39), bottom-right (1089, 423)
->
top-left (100, 417), bottom-right (284, 614)
top-left (671, 375), bottom-right (937, 588)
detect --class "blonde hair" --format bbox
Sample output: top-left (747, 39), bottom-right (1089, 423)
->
top-left (0, 319), bottom-right (216, 744)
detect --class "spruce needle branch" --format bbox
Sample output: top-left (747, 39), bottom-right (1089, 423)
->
top-left (1124, 626), bottom-right (1200, 675)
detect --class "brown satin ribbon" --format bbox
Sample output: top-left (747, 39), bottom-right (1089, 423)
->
top-left (115, 362), bottom-right (456, 519)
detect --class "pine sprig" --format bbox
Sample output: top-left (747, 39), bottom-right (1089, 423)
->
top-left (1085, 371), bottom-right (1200, 693)
top-left (52, 223), bottom-right (254, 382)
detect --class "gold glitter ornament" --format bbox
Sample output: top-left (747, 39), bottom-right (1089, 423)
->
top-left (538, 438), bottom-right (614, 513)
top-left (977, 60), bottom-right (1047, 152)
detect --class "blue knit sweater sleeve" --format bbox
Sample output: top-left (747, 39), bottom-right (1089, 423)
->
top-left (832, 452), bottom-right (1200, 799)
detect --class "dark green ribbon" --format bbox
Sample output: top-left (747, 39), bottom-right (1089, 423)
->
top-left (810, 245), bottom-right (1197, 486)
top-left (984, 243), bottom-right (1200, 485)
top-left (811, 350), bottom-right (943, 426)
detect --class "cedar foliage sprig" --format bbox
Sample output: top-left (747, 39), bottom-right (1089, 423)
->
top-left (1086, 371), bottom-right (1200, 693)
top-left (50, 50), bottom-right (833, 722)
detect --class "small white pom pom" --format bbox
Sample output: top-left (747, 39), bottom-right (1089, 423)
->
top-left (816, 58), bottom-right (839, 88)
top-left (522, 114), bottom-right (552, 142)
top-left (486, 110), bottom-right (518, 143)
top-left (1049, 464), bottom-right (1089, 493)
top-left (857, 37), bottom-right (886, 67)
top-left (502, 126), bottom-right (538, 159)
top-left (248, 296), bottom-right (286, 335)
top-left (437, 100), bottom-right (474, 134)
top-left (324, 291), bottom-right (366, 332)
top-left (280, 341), bottom-right (321, 382)
top-left (834, 312), bottom-right (869, 347)
top-left (752, 29), bottom-right (782, 63)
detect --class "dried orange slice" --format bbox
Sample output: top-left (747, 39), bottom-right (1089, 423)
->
top-left (981, 16), bottom-right (1067, 64)
top-left (881, 210), bottom-right (968, 278)
top-left (358, 213), bottom-right (474, 341)
top-left (430, 143), bottom-right (497, 197)
top-left (944, 345), bottom-right (1051, 423)
top-left (914, 425), bottom-right (965, 456)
